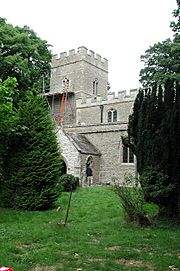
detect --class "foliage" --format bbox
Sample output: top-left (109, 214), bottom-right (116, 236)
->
top-left (128, 2), bottom-right (180, 216)
top-left (140, 167), bottom-right (174, 205)
top-left (170, 0), bottom-right (180, 35)
top-left (128, 81), bottom-right (180, 216)
top-left (113, 175), bottom-right (159, 226)
top-left (0, 19), bottom-right (54, 210)
top-left (59, 173), bottom-right (79, 192)
top-left (0, 77), bottom-right (18, 133)
top-left (0, 95), bottom-right (62, 210)
top-left (140, 0), bottom-right (180, 88)
top-left (139, 39), bottom-right (180, 87)
top-left (0, 77), bottom-right (19, 186)
top-left (142, 202), bottom-right (160, 218)
top-left (0, 17), bottom-right (52, 100)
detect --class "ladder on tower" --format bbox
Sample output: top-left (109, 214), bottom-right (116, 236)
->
top-left (56, 77), bottom-right (70, 126)
top-left (57, 91), bottom-right (68, 125)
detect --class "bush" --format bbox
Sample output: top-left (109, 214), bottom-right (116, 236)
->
top-left (142, 202), bottom-right (160, 224)
top-left (113, 175), bottom-right (159, 226)
top-left (140, 167), bottom-right (174, 205)
top-left (1, 95), bottom-right (62, 210)
top-left (59, 174), bottom-right (79, 192)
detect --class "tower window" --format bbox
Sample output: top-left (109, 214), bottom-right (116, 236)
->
top-left (123, 146), bottom-right (134, 163)
top-left (108, 109), bottom-right (117, 123)
top-left (93, 79), bottom-right (98, 95)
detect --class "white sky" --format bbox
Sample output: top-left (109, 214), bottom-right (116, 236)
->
top-left (1, 0), bottom-right (177, 92)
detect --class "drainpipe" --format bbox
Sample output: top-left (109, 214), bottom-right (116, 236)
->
top-left (100, 105), bottom-right (104, 123)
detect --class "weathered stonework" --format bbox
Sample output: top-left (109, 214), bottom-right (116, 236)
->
top-left (56, 129), bottom-right (81, 178)
top-left (48, 46), bottom-right (137, 185)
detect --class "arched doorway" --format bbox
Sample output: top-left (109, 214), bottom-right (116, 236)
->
top-left (61, 160), bottom-right (67, 175)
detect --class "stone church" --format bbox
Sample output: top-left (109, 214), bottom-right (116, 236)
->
top-left (46, 46), bottom-right (137, 186)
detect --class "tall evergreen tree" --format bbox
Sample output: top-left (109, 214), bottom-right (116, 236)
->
top-left (0, 19), bottom-right (58, 210)
top-left (0, 78), bottom-right (18, 188)
top-left (128, 2), bottom-right (180, 216)
top-left (1, 95), bottom-right (62, 210)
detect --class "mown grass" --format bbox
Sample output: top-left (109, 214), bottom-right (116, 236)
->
top-left (0, 186), bottom-right (179, 271)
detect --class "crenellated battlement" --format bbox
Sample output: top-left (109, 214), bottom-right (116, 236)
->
top-left (76, 89), bottom-right (138, 107)
top-left (52, 46), bottom-right (108, 71)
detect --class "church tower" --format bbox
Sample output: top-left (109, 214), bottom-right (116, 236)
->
top-left (50, 46), bottom-right (108, 99)
top-left (46, 46), bottom-right (136, 185)
top-left (47, 46), bottom-right (108, 126)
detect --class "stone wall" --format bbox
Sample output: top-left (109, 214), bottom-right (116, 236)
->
top-left (47, 88), bottom-right (137, 127)
top-left (76, 89), bottom-right (137, 125)
top-left (85, 130), bottom-right (135, 184)
top-left (64, 124), bottom-right (135, 184)
top-left (56, 128), bottom-right (81, 178)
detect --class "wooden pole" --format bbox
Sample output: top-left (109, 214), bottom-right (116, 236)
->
top-left (64, 186), bottom-right (73, 227)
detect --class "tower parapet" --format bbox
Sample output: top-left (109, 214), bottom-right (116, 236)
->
top-left (52, 46), bottom-right (108, 72)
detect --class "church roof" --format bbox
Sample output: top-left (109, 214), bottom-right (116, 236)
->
top-left (66, 132), bottom-right (101, 156)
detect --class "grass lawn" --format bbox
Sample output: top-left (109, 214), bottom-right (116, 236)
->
top-left (0, 186), bottom-right (179, 271)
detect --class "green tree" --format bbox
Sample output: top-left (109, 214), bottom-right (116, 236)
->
top-left (170, 0), bottom-right (180, 35)
top-left (0, 19), bottom-right (59, 210)
top-left (128, 2), bottom-right (180, 216)
top-left (1, 95), bottom-right (62, 210)
top-left (0, 78), bottom-right (17, 132)
top-left (128, 83), bottom-right (180, 216)
top-left (0, 17), bottom-right (52, 100)
top-left (139, 39), bottom-right (180, 87)
top-left (0, 78), bottom-right (18, 185)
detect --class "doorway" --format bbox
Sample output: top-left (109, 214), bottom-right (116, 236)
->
top-left (61, 160), bottom-right (67, 175)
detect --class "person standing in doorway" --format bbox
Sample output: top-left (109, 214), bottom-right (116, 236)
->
top-left (86, 163), bottom-right (93, 186)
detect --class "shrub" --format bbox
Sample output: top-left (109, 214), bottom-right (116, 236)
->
top-left (1, 95), bottom-right (62, 210)
top-left (142, 202), bottom-right (160, 224)
top-left (113, 175), bottom-right (159, 226)
top-left (140, 166), bottom-right (174, 205)
top-left (59, 174), bottom-right (79, 192)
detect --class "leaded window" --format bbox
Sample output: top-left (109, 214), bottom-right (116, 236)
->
top-left (108, 109), bottom-right (117, 122)
top-left (123, 146), bottom-right (134, 163)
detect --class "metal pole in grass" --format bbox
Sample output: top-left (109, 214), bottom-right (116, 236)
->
top-left (64, 185), bottom-right (73, 227)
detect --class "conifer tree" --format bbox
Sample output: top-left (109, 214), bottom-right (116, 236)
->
top-left (128, 2), bottom-right (180, 216)
top-left (128, 82), bottom-right (180, 215)
top-left (1, 95), bottom-right (62, 210)
top-left (0, 17), bottom-right (52, 189)
top-left (0, 78), bottom-right (18, 190)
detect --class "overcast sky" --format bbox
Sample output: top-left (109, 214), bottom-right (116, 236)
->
top-left (1, 0), bottom-right (177, 92)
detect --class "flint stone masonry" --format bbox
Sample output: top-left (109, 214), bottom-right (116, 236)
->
top-left (48, 46), bottom-right (137, 185)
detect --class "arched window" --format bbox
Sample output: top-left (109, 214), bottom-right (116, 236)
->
top-left (122, 145), bottom-right (134, 163)
top-left (108, 109), bottom-right (117, 123)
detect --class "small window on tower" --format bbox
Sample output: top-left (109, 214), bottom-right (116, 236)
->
top-left (93, 79), bottom-right (98, 95)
